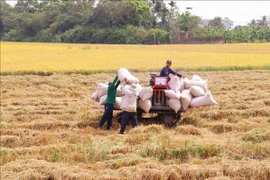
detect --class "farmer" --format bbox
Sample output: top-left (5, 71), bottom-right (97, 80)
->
top-left (98, 75), bottom-right (120, 130)
top-left (119, 83), bottom-right (140, 134)
top-left (160, 60), bottom-right (184, 81)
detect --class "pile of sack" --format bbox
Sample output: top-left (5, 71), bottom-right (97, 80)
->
top-left (91, 68), bottom-right (217, 113)
top-left (91, 68), bottom-right (143, 111)
top-left (164, 74), bottom-right (218, 113)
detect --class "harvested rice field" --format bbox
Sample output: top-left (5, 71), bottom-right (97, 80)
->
top-left (1, 70), bottom-right (270, 179)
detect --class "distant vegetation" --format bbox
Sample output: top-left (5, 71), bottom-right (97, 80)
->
top-left (1, 0), bottom-right (270, 44)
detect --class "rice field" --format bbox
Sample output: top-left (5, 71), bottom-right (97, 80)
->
top-left (1, 70), bottom-right (270, 179)
top-left (1, 42), bottom-right (270, 179)
top-left (1, 42), bottom-right (270, 75)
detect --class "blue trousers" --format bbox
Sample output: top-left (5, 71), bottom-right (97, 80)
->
top-left (120, 111), bottom-right (138, 134)
top-left (99, 103), bottom-right (113, 130)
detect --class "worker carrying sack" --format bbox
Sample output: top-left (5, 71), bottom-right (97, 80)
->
top-left (120, 83), bottom-right (140, 112)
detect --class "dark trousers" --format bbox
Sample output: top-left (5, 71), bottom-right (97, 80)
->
top-left (99, 103), bottom-right (113, 130)
top-left (120, 111), bottom-right (137, 134)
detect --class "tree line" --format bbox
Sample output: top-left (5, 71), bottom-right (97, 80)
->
top-left (1, 0), bottom-right (270, 44)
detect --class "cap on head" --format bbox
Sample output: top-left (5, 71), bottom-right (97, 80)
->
top-left (130, 83), bottom-right (137, 90)
top-left (166, 60), bottom-right (172, 64)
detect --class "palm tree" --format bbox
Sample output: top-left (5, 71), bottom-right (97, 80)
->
top-left (248, 19), bottom-right (257, 28)
top-left (257, 15), bottom-right (268, 28)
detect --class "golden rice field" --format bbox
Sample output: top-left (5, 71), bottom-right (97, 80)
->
top-left (1, 71), bottom-right (270, 179)
top-left (1, 42), bottom-right (270, 179)
top-left (1, 42), bottom-right (270, 74)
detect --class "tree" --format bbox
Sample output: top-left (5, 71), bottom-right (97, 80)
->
top-left (222, 17), bottom-right (233, 30)
top-left (1, 2), bottom-right (18, 35)
top-left (91, 0), bottom-right (151, 27)
top-left (208, 17), bottom-right (225, 30)
top-left (248, 27), bottom-right (257, 43)
top-left (50, 0), bottom-right (93, 33)
top-left (257, 15), bottom-right (268, 28)
top-left (147, 0), bottom-right (167, 28)
top-left (174, 8), bottom-right (201, 36)
top-left (159, 1), bottom-right (178, 31)
top-left (14, 0), bottom-right (39, 13)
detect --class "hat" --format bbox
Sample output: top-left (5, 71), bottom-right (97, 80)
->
top-left (130, 83), bottom-right (138, 90)
top-left (166, 60), bottom-right (172, 64)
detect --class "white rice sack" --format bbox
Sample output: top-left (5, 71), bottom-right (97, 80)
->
top-left (168, 76), bottom-right (181, 91)
top-left (99, 95), bottom-right (107, 105)
top-left (139, 87), bottom-right (153, 101)
top-left (117, 68), bottom-right (140, 83)
top-left (168, 98), bottom-right (181, 113)
top-left (118, 68), bottom-right (131, 82)
top-left (180, 90), bottom-right (193, 110)
top-left (179, 78), bottom-right (184, 92)
top-left (116, 85), bottom-right (123, 97)
top-left (192, 74), bottom-right (204, 81)
top-left (190, 86), bottom-right (205, 97)
top-left (90, 90), bottom-right (99, 101)
top-left (129, 75), bottom-right (140, 83)
top-left (164, 90), bottom-right (181, 99)
top-left (114, 97), bottom-right (122, 110)
top-left (96, 83), bottom-right (108, 99)
top-left (139, 99), bottom-right (152, 113)
top-left (184, 78), bottom-right (208, 92)
top-left (136, 83), bottom-right (143, 92)
top-left (190, 91), bottom-right (218, 108)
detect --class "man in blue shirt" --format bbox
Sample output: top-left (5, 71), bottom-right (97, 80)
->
top-left (160, 60), bottom-right (183, 81)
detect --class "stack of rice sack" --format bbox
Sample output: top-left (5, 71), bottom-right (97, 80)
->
top-left (91, 68), bottom-right (146, 110)
top-left (165, 76), bottom-right (184, 113)
top-left (91, 70), bottom-right (217, 112)
top-left (138, 87), bottom-right (153, 113)
top-left (181, 74), bottom-right (218, 109)
top-left (118, 68), bottom-right (154, 113)
top-left (163, 74), bottom-right (217, 112)
top-left (90, 82), bottom-right (123, 109)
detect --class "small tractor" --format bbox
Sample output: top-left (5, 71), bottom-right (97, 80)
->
top-left (136, 72), bottom-right (184, 128)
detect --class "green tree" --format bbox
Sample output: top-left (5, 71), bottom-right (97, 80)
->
top-left (248, 19), bottom-right (257, 28)
top-left (0, 2), bottom-right (15, 35)
top-left (208, 17), bottom-right (225, 30)
top-left (14, 0), bottom-right (39, 13)
top-left (264, 28), bottom-right (270, 42)
top-left (223, 17), bottom-right (233, 30)
top-left (49, 0), bottom-right (93, 33)
top-left (92, 0), bottom-right (151, 27)
top-left (248, 27), bottom-right (257, 43)
top-left (174, 8), bottom-right (201, 36)
top-left (159, 1), bottom-right (178, 31)
top-left (257, 15), bottom-right (268, 28)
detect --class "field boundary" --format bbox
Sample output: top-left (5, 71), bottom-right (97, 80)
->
top-left (1, 65), bottom-right (270, 76)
